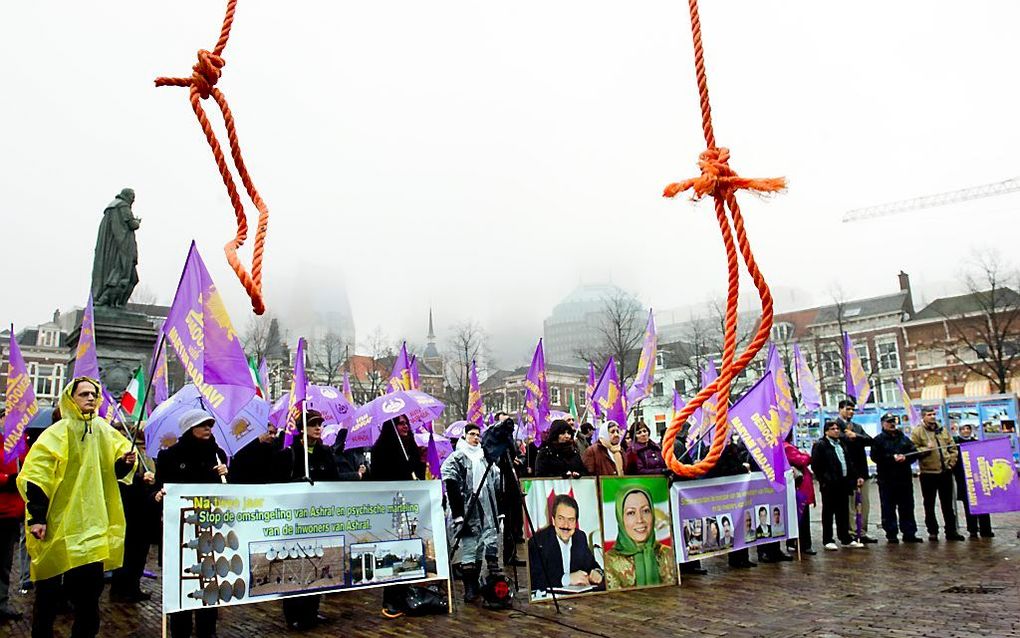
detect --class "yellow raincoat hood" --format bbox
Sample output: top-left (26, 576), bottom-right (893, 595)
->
top-left (16, 378), bottom-right (136, 581)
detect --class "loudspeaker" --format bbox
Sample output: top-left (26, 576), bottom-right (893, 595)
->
top-left (265, 547), bottom-right (278, 561)
top-left (186, 557), bottom-right (216, 579)
top-left (187, 583), bottom-right (219, 606)
top-left (226, 530), bottom-right (240, 551)
top-left (232, 578), bottom-right (247, 600)
top-left (215, 556), bottom-right (230, 578)
top-left (230, 554), bottom-right (244, 575)
top-left (184, 532), bottom-right (213, 554)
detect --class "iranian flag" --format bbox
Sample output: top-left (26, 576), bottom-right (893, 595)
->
top-left (249, 356), bottom-right (265, 398)
top-left (121, 367), bottom-right (146, 421)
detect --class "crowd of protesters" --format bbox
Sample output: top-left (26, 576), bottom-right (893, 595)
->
top-left (0, 380), bottom-right (999, 637)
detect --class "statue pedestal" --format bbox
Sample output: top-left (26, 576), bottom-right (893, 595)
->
top-left (66, 306), bottom-right (160, 397)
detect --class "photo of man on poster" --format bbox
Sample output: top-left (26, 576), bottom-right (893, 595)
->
top-left (528, 494), bottom-right (604, 595)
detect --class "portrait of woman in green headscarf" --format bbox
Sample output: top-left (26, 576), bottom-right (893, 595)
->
top-left (603, 484), bottom-right (676, 590)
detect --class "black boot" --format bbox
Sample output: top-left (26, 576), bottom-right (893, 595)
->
top-left (462, 563), bottom-right (481, 603)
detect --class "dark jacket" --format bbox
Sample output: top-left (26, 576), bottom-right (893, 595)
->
top-left (581, 441), bottom-right (621, 477)
top-left (626, 440), bottom-right (667, 475)
top-left (230, 436), bottom-right (283, 484)
top-left (534, 442), bottom-right (587, 478)
top-left (870, 429), bottom-right (917, 484)
top-left (369, 423), bottom-right (424, 481)
top-left (953, 435), bottom-right (978, 498)
top-left (837, 416), bottom-right (872, 480)
top-left (284, 440), bottom-right (342, 482)
top-left (810, 436), bottom-right (857, 491)
top-left (333, 430), bottom-right (367, 482)
top-left (527, 525), bottom-right (602, 592)
top-left (156, 433), bottom-right (229, 486)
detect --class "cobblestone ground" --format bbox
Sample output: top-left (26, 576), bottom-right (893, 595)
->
top-left (5, 483), bottom-right (1020, 638)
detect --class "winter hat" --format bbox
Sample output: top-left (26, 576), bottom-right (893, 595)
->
top-left (179, 408), bottom-right (215, 435)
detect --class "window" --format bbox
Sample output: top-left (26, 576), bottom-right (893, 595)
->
top-left (674, 378), bottom-right (688, 394)
top-left (820, 349), bottom-right (842, 378)
top-left (823, 388), bottom-right (842, 408)
top-left (653, 382), bottom-right (663, 397)
top-left (655, 352), bottom-right (665, 368)
top-left (877, 379), bottom-right (900, 404)
top-left (854, 344), bottom-right (871, 373)
top-left (577, 390), bottom-right (586, 407)
top-left (915, 349), bottom-right (944, 368)
top-left (549, 387), bottom-right (561, 405)
top-left (877, 339), bottom-right (899, 371)
top-left (771, 322), bottom-right (793, 342)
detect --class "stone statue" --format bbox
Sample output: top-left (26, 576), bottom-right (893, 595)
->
top-left (91, 188), bottom-right (141, 307)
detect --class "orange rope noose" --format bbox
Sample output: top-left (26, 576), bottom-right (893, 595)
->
top-left (155, 0), bottom-right (269, 315)
top-left (660, 0), bottom-right (784, 478)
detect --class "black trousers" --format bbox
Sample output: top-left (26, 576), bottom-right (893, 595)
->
top-left (819, 483), bottom-right (851, 545)
top-left (0, 519), bottom-right (18, 611)
top-left (169, 608), bottom-right (218, 638)
top-left (961, 498), bottom-right (993, 536)
top-left (111, 527), bottom-right (150, 595)
top-left (727, 548), bottom-right (751, 567)
top-left (919, 471), bottom-right (957, 536)
top-left (282, 594), bottom-right (321, 627)
top-left (786, 509), bottom-right (813, 552)
top-left (877, 480), bottom-right (917, 539)
top-left (33, 561), bottom-right (104, 638)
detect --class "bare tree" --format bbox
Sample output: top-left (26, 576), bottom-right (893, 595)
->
top-left (443, 321), bottom-right (487, 421)
top-left (574, 291), bottom-right (644, 387)
top-left (129, 284), bottom-right (159, 306)
top-left (937, 254), bottom-right (1020, 394)
top-left (352, 326), bottom-right (393, 400)
top-left (311, 331), bottom-right (348, 387)
top-left (243, 313), bottom-right (281, 363)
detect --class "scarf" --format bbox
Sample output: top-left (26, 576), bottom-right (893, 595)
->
top-left (598, 421), bottom-right (624, 476)
top-left (612, 486), bottom-right (660, 586)
top-left (456, 437), bottom-right (486, 490)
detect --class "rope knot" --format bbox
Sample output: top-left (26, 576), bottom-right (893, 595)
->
top-left (190, 50), bottom-right (225, 99)
top-left (662, 146), bottom-right (786, 201)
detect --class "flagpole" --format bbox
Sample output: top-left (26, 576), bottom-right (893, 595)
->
top-left (302, 383), bottom-right (311, 483)
top-left (127, 330), bottom-right (168, 458)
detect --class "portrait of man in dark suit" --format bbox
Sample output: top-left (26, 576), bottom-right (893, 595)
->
top-left (528, 494), bottom-right (604, 593)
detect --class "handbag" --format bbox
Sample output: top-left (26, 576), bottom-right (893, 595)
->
top-left (402, 583), bottom-right (449, 616)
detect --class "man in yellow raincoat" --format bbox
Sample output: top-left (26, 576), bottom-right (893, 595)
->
top-left (17, 377), bottom-right (137, 638)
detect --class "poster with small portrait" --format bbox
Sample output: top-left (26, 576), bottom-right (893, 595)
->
top-left (521, 478), bottom-right (606, 603)
top-left (598, 476), bottom-right (677, 592)
top-left (671, 470), bottom-right (798, 566)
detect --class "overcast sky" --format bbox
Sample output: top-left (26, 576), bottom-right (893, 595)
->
top-left (3, 1), bottom-right (1018, 367)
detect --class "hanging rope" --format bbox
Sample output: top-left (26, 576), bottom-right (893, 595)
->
top-left (155, 0), bottom-right (269, 315)
top-left (660, 0), bottom-right (784, 478)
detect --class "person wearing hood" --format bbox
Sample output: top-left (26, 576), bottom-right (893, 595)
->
top-left (441, 423), bottom-right (503, 603)
top-left (953, 423), bottom-right (993, 538)
top-left (534, 420), bottom-right (586, 479)
top-left (581, 421), bottom-right (625, 478)
top-left (155, 408), bottom-right (229, 638)
top-left (17, 377), bottom-right (138, 638)
top-left (370, 415), bottom-right (425, 618)
top-left (280, 410), bottom-right (339, 630)
top-left (603, 484), bottom-right (675, 589)
top-left (624, 421), bottom-right (666, 475)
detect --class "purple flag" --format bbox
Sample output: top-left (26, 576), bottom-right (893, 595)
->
top-left (342, 371), bottom-right (355, 404)
top-left (728, 371), bottom-right (787, 492)
top-left (895, 378), bottom-right (921, 428)
top-left (3, 330), bottom-right (37, 462)
top-left (592, 357), bottom-right (627, 431)
top-left (425, 429), bottom-right (443, 480)
top-left (467, 360), bottom-right (484, 425)
top-left (626, 310), bottom-right (657, 405)
top-left (585, 362), bottom-right (602, 420)
top-left (689, 360), bottom-right (720, 449)
top-left (284, 337), bottom-right (308, 446)
top-left (959, 438), bottom-right (1020, 515)
top-left (672, 389), bottom-right (686, 416)
top-left (72, 295), bottom-right (116, 421)
top-left (843, 332), bottom-right (871, 405)
top-left (148, 335), bottom-right (170, 413)
top-left (409, 355), bottom-right (422, 391)
top-left (766, 343), bottom-right (798, 438)
top-left (389, 343), bottom-right (413, 392)
top-left (163, 242), bottom-right (256, 425)
top-left (793, 344), bottom-right (821, 411)
top-left (522, 340), bottom-right (551, 440)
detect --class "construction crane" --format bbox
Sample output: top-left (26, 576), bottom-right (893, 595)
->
top-left (842, 176), bottom-right (1020, 223)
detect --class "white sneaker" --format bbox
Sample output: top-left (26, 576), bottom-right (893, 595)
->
top-left (847, 540), bottom-right (864, 548)
top-left (823, 542), bottom-right (839, 551)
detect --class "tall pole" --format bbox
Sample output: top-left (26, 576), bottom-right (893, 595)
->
top-left (302, 387), bottom-right (311, 482)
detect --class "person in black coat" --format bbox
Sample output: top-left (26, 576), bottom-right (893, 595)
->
top-left (871, 413), bottom-right (921, 543)
top-left (953, 424), bottom-right (993, 538)
top-left (229, 423), bottom-right (282, 484)
top-left (155, 409), bottom-right (229, 638)
top-left (371, 415), bottom-right (425, 618)
top-left (332, 429), bottom-right (367, 481)
top-left (280, 410), bottom-right (340, 630)
top-left (110, 457), bottom-right (159, 602)
top-left (811, 421), bottom-right (862, 550)
top-left (836, 399), bottom-right (877, 543)
top-left (527, 494), bottom-right (603, 594)
top-left (491, 412), bottom-right (526, 567)
top-left (533, 420), bottom-right (586, 479)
